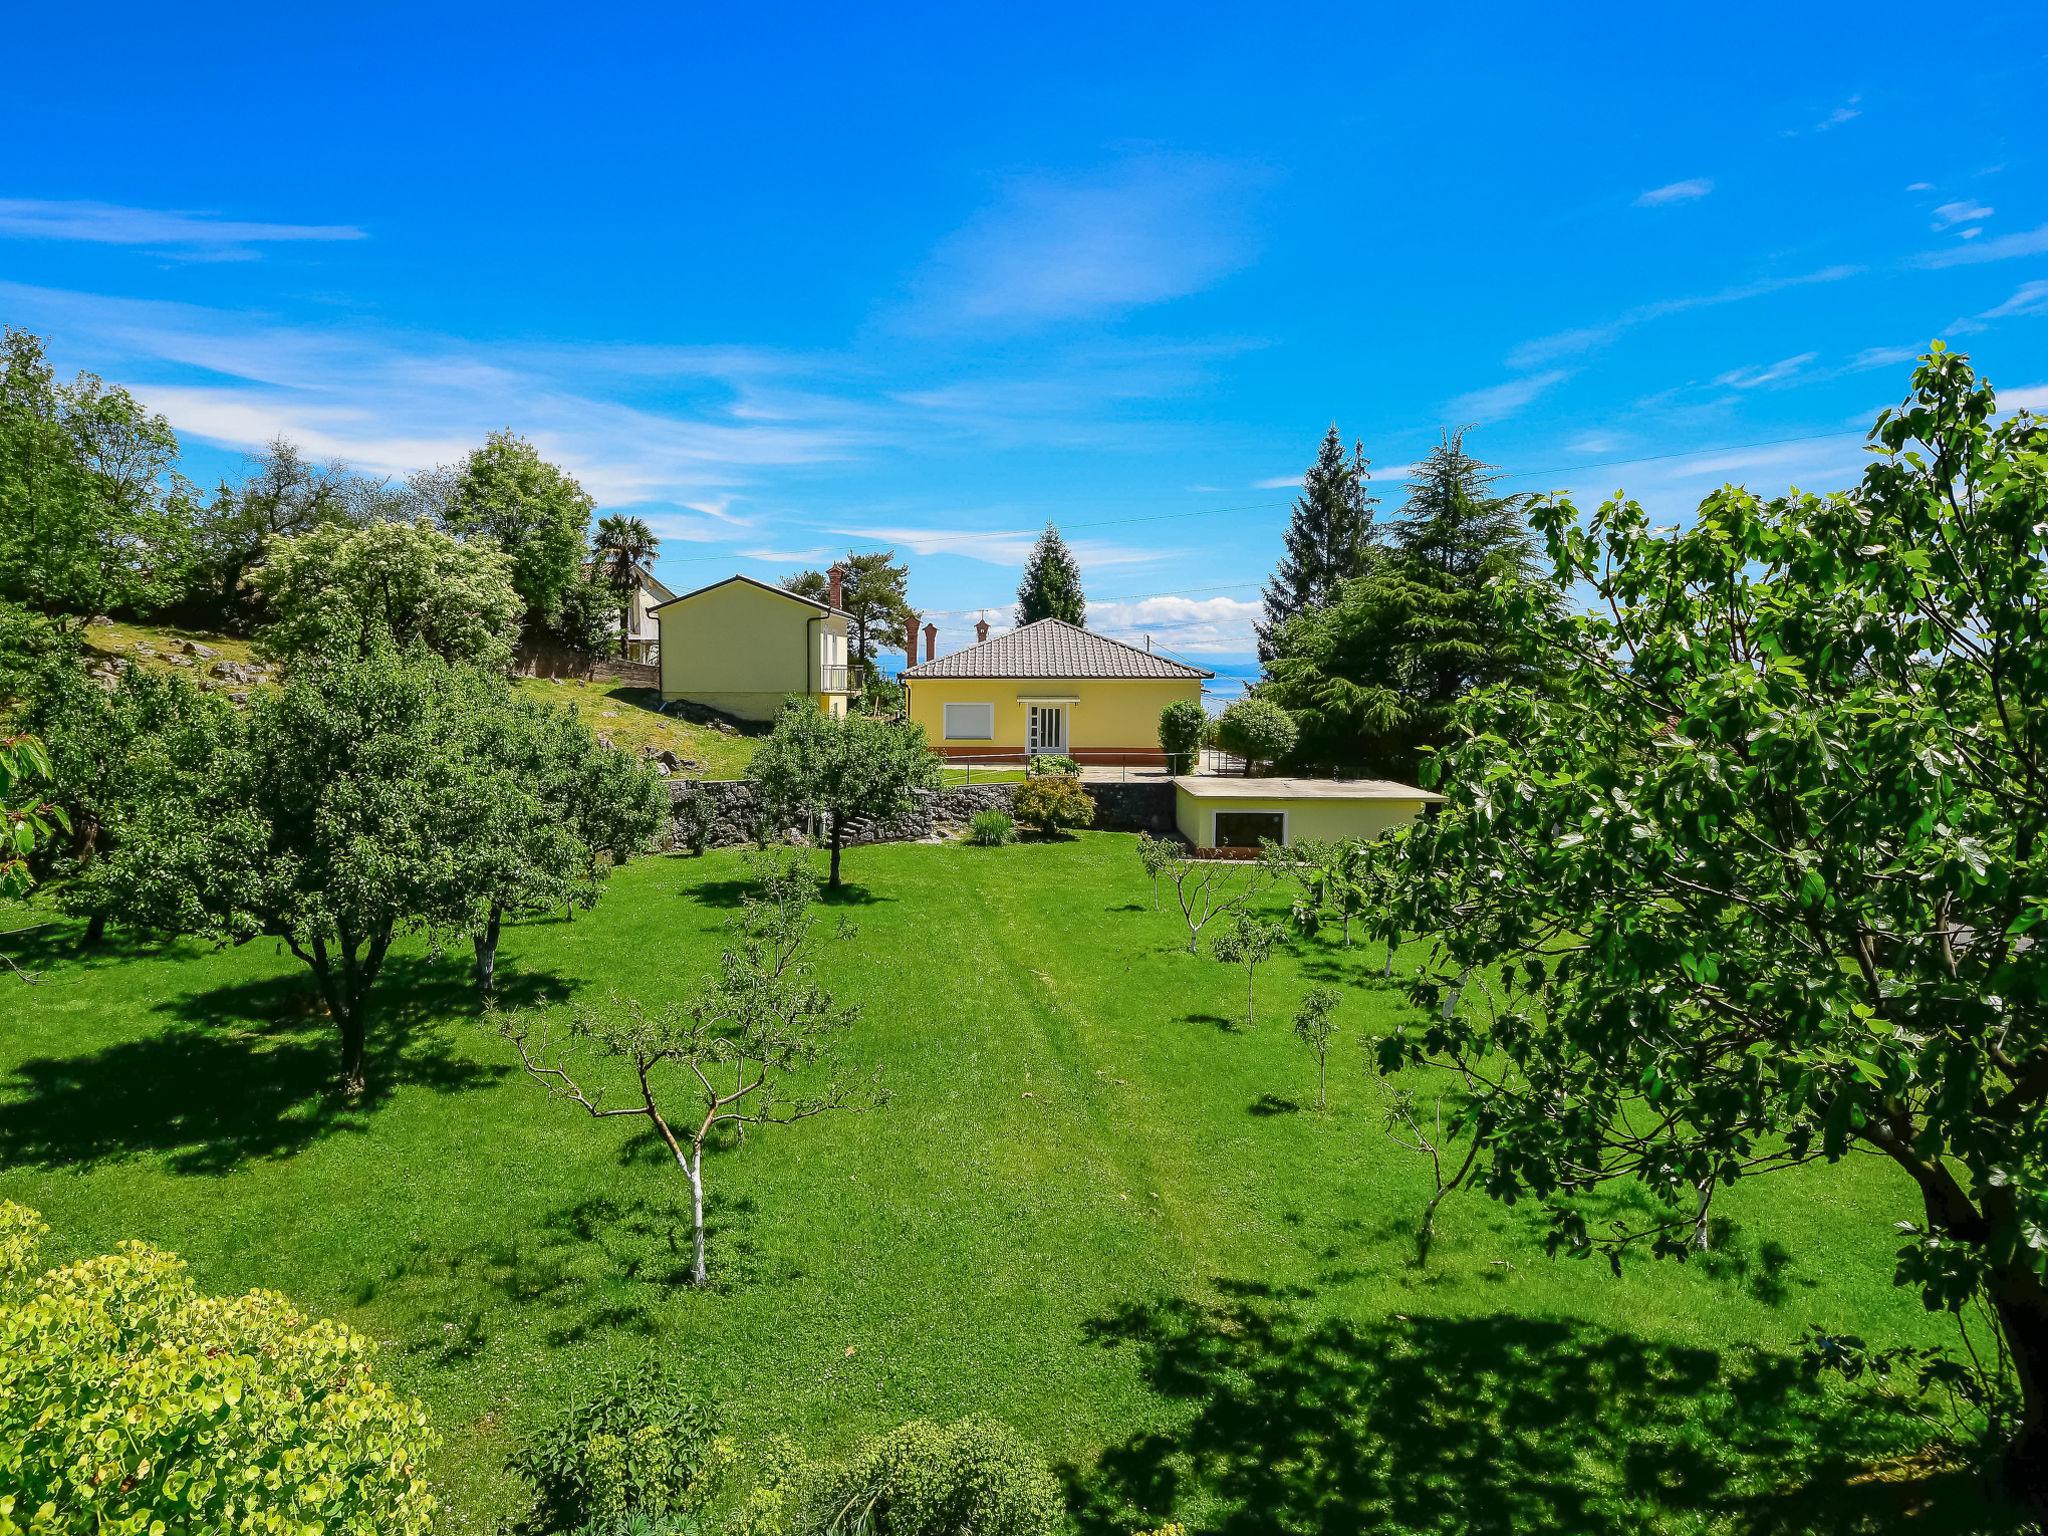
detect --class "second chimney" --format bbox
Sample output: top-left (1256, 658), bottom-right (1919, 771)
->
top-left (923, 622), bottom-right (938, 663)
top-left (975, 615), bottom-right (990, 642)
top-left (827, 563), bottom-right (845, 610)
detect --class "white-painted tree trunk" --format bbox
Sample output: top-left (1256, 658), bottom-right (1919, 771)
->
top-left (681, 1142), bottom-right (708, 1285)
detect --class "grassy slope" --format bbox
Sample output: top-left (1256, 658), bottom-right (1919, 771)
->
top-left (76, 622), bottom-right (754, 779)
top-left (0, 838), bottom-right (2003, 1534)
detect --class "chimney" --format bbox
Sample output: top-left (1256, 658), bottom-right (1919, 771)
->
top-left (827, 563), bottom-right (845, 610)
top-left (974, 615), bottom-right (990, 643)
top-left (904, 613), bottom-right (918, 672)
top-left (923, 622), bottom-right (938, 663)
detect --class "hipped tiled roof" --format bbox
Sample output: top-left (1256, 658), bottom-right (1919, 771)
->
top-left (902, 618), bottom-right (1212, 680)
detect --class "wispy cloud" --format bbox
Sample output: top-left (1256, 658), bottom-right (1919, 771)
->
top-left (1848, 344), bottom-right (1922, 371)
top-left (1815, 97), bottom-right (1862, 131)
top-left (1089, 594), bottom-right (1261, 655)
top-left (2002, 384), bottom-right (2048, 413)
top-left (1915, 223), bottom-right (2048, 268)
top-left (904, 154), bottom-right (1259, 331)
top-left (1634, 178), bottom-right (1713, 207)
top-left (831, 520), bottom-right (1160, 570)
top-left (0, 198), bottom-right (365, 260)
top-left (1714, 353), bottom-right (1817, 390)
top-left (1508, 265), bottom-right (1860, 369)
top-left (1446, 369), bottom-right (1569, 422)
top-left (1982, 280), bottom-right (2048, 320)
top-left (1932, 199), bottom-right (1993, 231)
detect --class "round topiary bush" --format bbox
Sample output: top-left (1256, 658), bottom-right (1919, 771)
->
top-left (1012, 774), bottom-right (1095, 837)
top-left (0, 1200), bottom-right (439, 1536)
top-left (1215, 696), bottom-right (1298, 772)
top-left (1157, 697), bottom-right (1209, 772)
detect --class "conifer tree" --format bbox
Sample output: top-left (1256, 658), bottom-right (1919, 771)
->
top-left (1257, 425), bottom-right (1377, 657)
top-left (1014, 523), bottom-right (1086, 627)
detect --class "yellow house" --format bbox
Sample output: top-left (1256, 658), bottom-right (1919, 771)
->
top-left (1173, 775), bottom-right (1443, 849)
top-left (901, 617), bottom-right (1209, 764)
top-left (653, 574), bottom-right (854, 722)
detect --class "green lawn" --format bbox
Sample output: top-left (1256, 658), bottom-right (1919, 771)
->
top-left (0, 837), bottom-right (2007, 1534)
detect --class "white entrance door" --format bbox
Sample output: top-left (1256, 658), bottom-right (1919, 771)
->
top-left (1027, 704), bottom-right (1067, 756)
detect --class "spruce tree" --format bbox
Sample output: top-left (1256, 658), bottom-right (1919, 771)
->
top-left (1014, 523), bottom-right (1086, 627)
top-left (1257, 425), bottom-right (1378, 658)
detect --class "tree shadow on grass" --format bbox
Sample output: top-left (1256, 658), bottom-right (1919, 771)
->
top-left (1066, 1280), bottom-right (2021, 1536)
top-left (1248, 1093), bottom-right (1301, 1116)
top-left (0, 954), bottom-right (533, 1175)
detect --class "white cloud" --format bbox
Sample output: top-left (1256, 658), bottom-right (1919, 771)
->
top-left (1982, 280), bottom-right (2048, 319)
top-left (906, 155), bottom-right (1259, 330)
top-left (1848, 344), bottom-right (1922, 370)
top-left (1089, 594), bottom-right (1262, 655)
top-left (1446, 369), bottom-right (1569, 422)
top-left (1916, 223), bottom-right (2048, 268)
top-left (0, 198), bottom-right (364, 259)
top-left (1508, 265), bottom-right (1860, 368)
top-left (1932, 199), bottom-right (1994, 231)
top-left (1814, 98), bottom-right (1862, 131)
top-left (1634, 178), bottom-right (1713, 207)
top-left (1714, 353), bottom-right (1817, 390)
top-left (832, 521), bottom-right (1159, 570)
top-left (1905, 181), bottom-right (1934, 192)
top-left (1251, 474), bottom-right (1300, 489)
top-left (2003, 384), bottom-right (2048, 413)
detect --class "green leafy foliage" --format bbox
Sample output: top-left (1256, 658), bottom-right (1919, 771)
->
top-left (759, 1416), bottom-right (1061, 1536)
top-left (1258, 424), bottom-right (1379, 657)
top-left (1157, 698), bottom-right (1209, 772)
top-left (788, 552), bottom-right (913, 675)
top-left (1011, 774), bottom-right (1095, 837)
top-left (593, 515), bottom-right (659, 659)
top-left (255, 517), bottom-right (522, 671)
top-left (1365, 349), bottom-right (2048, 1496)
top-left (1291, 985), bottom-right (1339, 1109)
top-left (1013, 524), bottom-right (1085, 628)
top-left (0, 1199), bottom-right (437, 1536)
top-left (1, 732), bottom-right (63, 903)
top-left (1214, 697), bottom-right (1298, 772)
top-left (750, 702), bottom-right (939, 887)
top-left (1024, 752), bottom-right (1077, 777)
top-left (441, 429), bottom-right (595, 629)
top-left (676, 787), bottom-right (717, 855)
top-left (1211, 908), bottom-right (1283, 1027)
top-left (966, 808), bottom-right (1017, 846)
top-left (505, 1369), bottom-right (730, 1535)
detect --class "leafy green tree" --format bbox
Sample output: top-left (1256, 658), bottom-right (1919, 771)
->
top-left (593, 513), bottom-right (659, 657)
top-left (116, 650), bottom-right (520, 1093)
top-left (1211, 908), bottom-right (1282, 1027)
top-left (789, 550), bottom-right (913, 676)
top-left (778, 1415), bottom-right (1063, 1536)
top-left (1261, 432), bottom-right (1549, 777)
top-left (255, 517), bottom-right (521, 671)
top-left (441, 430), bottom-right (594, 631)
top-left (1157, 697), bottom-right (1209, 773)
top-left (502, 853), bottom-right (878, 1285)
top-left (1, 734), bottom-right (62, 908)
top-left (189, 438), bottom-right (386, 628)
top-left (1292, 986), bottom-right (1339, 1108)
top-left (1258, 425), bottom-right (1379, 657)
top-left (1366, 351), bottom-right (2048, 1507)
top-left (1014, 523), bottom-right (1086, 627)
top-left (0, 328), bottom-right (196, 625)
top-left (750, 701), bottom-right (939, 888)
top-left (1215, 696), bottom-right (1298, 773)
top-left (0, 1200), bottom-right (439, 1535)
top-left (549, 568), bottom-right (622, 657)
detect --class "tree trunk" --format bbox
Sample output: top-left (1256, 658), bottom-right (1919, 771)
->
top-left (473, 906), bottom-right (502, 996)
top-left (1317, 1052), bottom-right (1328, 1109)
top-left (828, 812), bottom-right (844, 889)
top-left (82, 911), bottom-right (107, 948)
top-left (681, 1141), bottom-right (709, 1286)
top-left (338, 1001), bottom-right (368, 1097)
top-left (1992, 1271), bottom-right (2048, 1516)
top-left (1246, 969), bottom-right (1257, 1029)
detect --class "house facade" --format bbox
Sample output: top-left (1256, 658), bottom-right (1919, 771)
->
top-left (653, 574), bottom-right (854, 722)
top-left (901, 618), bottom-right (1209, 764)
top-left (612, 563), bottom-right (674, 664)
top-left (1172, 775), bottom-right (1442, 850)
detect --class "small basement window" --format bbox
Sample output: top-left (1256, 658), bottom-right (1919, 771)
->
top-left (943, 702), bottom-right (994, 741)
top-left (1214, 810), bottom-right (1286, 849)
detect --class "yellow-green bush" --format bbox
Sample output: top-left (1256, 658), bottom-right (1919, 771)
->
top-left (804, 1416), bottom-right (1062, 1536)
top-left (0, 1200), bottom-right (437, 1536)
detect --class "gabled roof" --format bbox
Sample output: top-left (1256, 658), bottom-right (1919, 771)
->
top-left (650, 573), bottom-right (848, 618)
top-left (903, 618), bottom-right (1212, 680)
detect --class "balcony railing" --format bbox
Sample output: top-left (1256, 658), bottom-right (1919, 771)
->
top-left (819, 663), bottom-right (853, 693)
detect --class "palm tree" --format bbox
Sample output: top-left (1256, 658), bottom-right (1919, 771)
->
top-left (593, 514), bottom-right (659, 657)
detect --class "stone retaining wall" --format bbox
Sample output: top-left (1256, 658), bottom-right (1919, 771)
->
top-left (667, 776), bottom-right (1175, 851)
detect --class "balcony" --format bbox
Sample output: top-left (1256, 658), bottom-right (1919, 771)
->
top-left (819, 663), bottom-right (855, 693)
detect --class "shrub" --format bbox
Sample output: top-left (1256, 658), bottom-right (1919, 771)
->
top-left (1024, 752), bottom-right (1078, 777)
top-left (1012, 775), bottom-right (1095, 837)
top-left (676, 788), bottom-right (715, 856)
top-left (0, 1200), bottom-right (438, 1536)
top-left (967, 808), bottom-right (1017, 846)
top-left (506, 1368), bottom-right (731, 1534)
top-left (1157, 698), bottom-right (1208, 772)
top-left (1215, 696), bottom-right (1298, 771)
top-left (805, 1416), bottom-right (1062, 1536)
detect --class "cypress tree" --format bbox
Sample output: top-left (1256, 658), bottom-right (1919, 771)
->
top-left (1257, 426), bottom-right (1378, 658)
top-left (1015, 523), bottom-right (1086, 627)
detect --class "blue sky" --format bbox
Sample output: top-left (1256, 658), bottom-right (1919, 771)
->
top-left (3, 5), bottom-right (2044, 679)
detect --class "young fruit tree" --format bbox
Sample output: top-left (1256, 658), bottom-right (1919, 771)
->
top-left (1135, 831), bottom-right (1178, 909)
top-left (501, 854), bottom-right (879, 1286)
top-left (750, 701), bottom-right (938, 889)
top-left (1291, 986), bottom-right (1339, 1109)
top-left (1211, 908), bottom-right (1282, 1028)
top-left (1155, 844), bottom-right (1268, 954)
top-left (1365, 351), bottom-right (2048, 1507)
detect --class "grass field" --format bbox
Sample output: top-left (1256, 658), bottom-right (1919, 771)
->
top-left (0, 836), bottom-right (2010, 1534)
